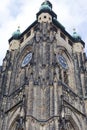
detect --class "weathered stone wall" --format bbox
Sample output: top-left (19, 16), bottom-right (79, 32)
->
top-left (0, 20), bottom-right (87, 130)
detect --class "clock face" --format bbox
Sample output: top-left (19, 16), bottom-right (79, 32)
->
top-left (57, 55), bottom-right (68, 69)
top-left (21, 52), bottom-right (32, 67)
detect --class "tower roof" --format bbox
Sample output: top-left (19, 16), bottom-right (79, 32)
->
top-left (12, 26), bottom-right (21, 39)
top-left (72, 29), bottom-right (82, 42)
top-left (9, 1), bottom-right (85, 47)
top-left (37, 0), bottom-right (57, 19)
top-left (40, 0), bottom-right (52, 11)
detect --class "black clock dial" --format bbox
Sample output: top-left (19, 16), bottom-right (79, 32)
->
top-left (22, 52), bottom-right (32, 67)
top-left (57, 55), bottom-right (68, 69)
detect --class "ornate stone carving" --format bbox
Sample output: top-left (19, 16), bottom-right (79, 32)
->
top-left (15, 117), bottom-right (24, 130)
top-left (35, 23), bottom-right (56, 43)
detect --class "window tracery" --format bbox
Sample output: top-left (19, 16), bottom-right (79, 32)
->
top-left (57, 61), bottom-right (68, 85)
top-left (66, 122), bottom-right (75, 130)
top-left (63, 71), bottom-right (68, 85)
top-left (56, 47), bottom-right (74, 87)
top-left (10, 117), bottom-right (24, 130)
top-left (60, 120), bottom-right (75, 130)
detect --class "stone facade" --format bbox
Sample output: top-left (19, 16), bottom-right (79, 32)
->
top-left (0, 1), bottom-right (87, 130)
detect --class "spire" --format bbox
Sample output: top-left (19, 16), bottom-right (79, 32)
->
top-left (12, 26), bottom-right (21, 39)
top-left (17, 26), bottom-right (20, 32)
top-left (45, 0), bottom-right (47, 2)
top-left (44, 0), bottom-right (49, 3)
top-left (40, 0), bottom-right (52, 11)
top-left (73, 28), bottom-right (77, 37)
top-left (72, 28), bottom-right (81, 41)
top-left (37, 0), bottom-right (57, 21)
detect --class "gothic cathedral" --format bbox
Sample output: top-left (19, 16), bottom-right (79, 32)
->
top-left (0, 1), bottom-right (87, 130)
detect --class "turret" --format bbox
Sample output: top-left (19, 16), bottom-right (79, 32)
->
top-left (9, 26), bottom-right (21, 51)
top-left (37, 0), bottom-right (57, 23)
top-left (12, 26), bottom-right (21, 39)
top-left (72, 29), bottom-right (85, 53)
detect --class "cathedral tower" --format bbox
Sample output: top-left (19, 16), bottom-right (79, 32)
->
top-left (0, 1), bottom-right (87, 130)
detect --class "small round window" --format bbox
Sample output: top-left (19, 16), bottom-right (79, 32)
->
top-left (44, 16), bottom-right (46, 18)
top-left (21, 52), bottom-right (32, 67)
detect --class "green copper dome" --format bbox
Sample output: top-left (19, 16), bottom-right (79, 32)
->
top-left (12, 26), bottom-right (21, 39)
top-left (40, 0), bottom-right (52, 11)
top-left (72, 29), bottom-right (81, 41)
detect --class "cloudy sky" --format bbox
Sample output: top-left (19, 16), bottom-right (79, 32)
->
top-left (0, 0), bottom-right (87, 65)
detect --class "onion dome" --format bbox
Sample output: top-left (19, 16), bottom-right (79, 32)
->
top-left (40, 0), bottom-right (52, 11)
top-left (72, 28), bottom-right (81, 41)
top-left (37, 0), bottom-right (57, 20)
top-left (12, 26), bottom-right (21, 39)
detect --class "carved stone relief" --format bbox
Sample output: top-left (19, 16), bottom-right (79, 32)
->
top-left (35, 23), bottom-right (56, 43)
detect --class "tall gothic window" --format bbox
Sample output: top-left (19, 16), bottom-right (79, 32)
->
top-left (15, 117), bottom-right (24, 130)
top-left (60, 121), bottom-right (75, 130)
top-left (58, 68), bottom-right (68, 85)
top-left (56, 52), bottom-right (69, 85)
top-left (59, 68), bottom-right (62, 81)
top-left (10, 117), bottom-right (24, 130)
top-left (66, 122), bottom-right (75, 130)
top-left (63, 71), bottom-right (68, 85)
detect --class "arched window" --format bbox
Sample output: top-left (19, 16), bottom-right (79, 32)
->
top-left (66, 122), bottom-right (75, 130)
top-left (57, 66), bottom-right (68, 86)
top-left (59, 67), bottom-right (62, 81)
top-left (56, 46), bottom-right (76, 90)
top-left (63, 71), bottom-right (68, 85)
top-left (10, 117), bottom-right (24, 130)
top-left (15, 117), bottom-right (24, 130)
top-left (60, 120), bottom-right (75, 130)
